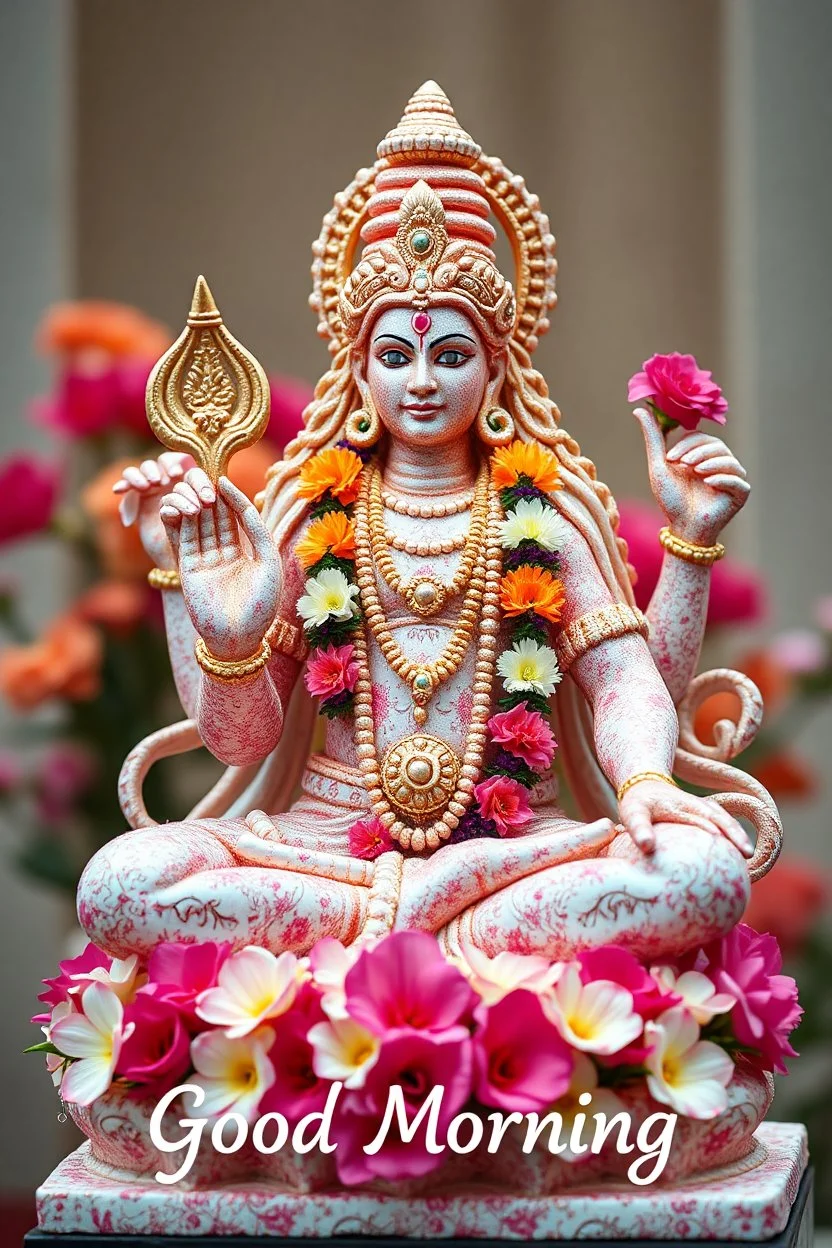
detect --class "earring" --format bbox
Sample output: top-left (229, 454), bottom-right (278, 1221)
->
top-left (477, 406), bottom-right (515, 447)
top-left (345, 404), bottom-right (382, 449)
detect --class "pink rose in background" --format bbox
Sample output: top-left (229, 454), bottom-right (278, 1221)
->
top-left (347, 815), bottom-right (393, 861)
top-left (116, 993), bottom-right (191, 1094)
top-left (628, 352), bottom-right (728, 432)
top-left (37, 942), bottom-right (110, 1016)
top-left (304, 643), bottom-right (359, 700)
top-left (268, 375), bottom-right (314, 449)
top-left (32, 361), bottom-right (158, 439)
top-left (344, 930), bottom-right (477, 1036)
top-left (617, 500), bottom-right (766, 627)
top-left (474, 774), bottom-right (534, 836)
top-left (695, 923), bottom-right (802, 1074)
top-left (146, 941), bottom-right (232, 1026)
top-left (332, 1027), bottom-right (473, 1185)
top-left (487, 702), bottom-right (557, 771)
top-left (767, 629), bottom-right (828, 676)
top-left (32, 742), bottom-right (97, 823)
top-left (0, 751), bottom-right (22, 797)
top-left (473, 989), bottom-right (573, 1112)
top-left (0, 454), bottom-right (59, 547)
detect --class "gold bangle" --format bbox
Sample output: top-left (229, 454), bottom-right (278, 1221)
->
top-left (616, 771), bottom-right (678, 802)
top-left (555, 603), bottom-right (649, 672)
top-left (194, 636), bottom-right (271, 684)
top-left (147, 567), bottom-right (181, 591)
top-left (658, 527), bottom-right (725, 566)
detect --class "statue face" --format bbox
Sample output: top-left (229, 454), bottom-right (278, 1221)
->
top-left (361, 305), bottom-right (502, 447)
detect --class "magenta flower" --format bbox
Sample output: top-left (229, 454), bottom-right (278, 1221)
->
top-left (348, 815), bottom-right (393, 861)
top-left (487, 702), bottom-right (557, 771)
top-left (332, 1027), bottom-right (473, 1184)
top-left (259, 984), bottom-right (329, 1123)
top-left (33, 743), bottom-right (97, 823)
top-left (32, 360), bottom-right (155, 438)
top-left (474, 774), bottom-right (534, 837)
top-left (344, 931), bottom-right (478, 1036)
top-left (473, 989), bottom-right (573, 1113)
top-left (146, 941), bottom-right (232, 1027)
top-left (578, 945), bottom-right (680, 1064)
top-left (37, 942), bottom-right (110, 1015)
top-left (0, 454), bottom-right (59, 547)
top-left (304, 643), bottom-right (359, 701)
top-left (268, 375), bottom-right (313, 448)
top-left (116, 992), bottom-right (191, 1094)
top-left (696, 923), bottom-right (802, 1074)
top-left (628, 352), bottom-right (728, 432)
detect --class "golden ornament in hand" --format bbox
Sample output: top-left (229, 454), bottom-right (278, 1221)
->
top-left (145, 275), bottom-right (270, 483)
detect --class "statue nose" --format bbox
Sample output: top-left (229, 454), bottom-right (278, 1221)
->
top-left (409, 353), bottom-right (438, 396)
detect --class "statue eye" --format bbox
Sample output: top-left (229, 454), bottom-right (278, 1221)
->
top-left (379, 349), bottom-right (410, 368)
top-left (435, 349), bottom-right (470, 367)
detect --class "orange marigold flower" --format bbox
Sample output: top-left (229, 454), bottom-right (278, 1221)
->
top-left (296, 511), bottom-right (356, 569)
top-left (297, 447), bottom-right (363, 505)
top-left (0, 613), bottom-right (103, 711)
top-left (491, 440), bottom-right (561, 494)
top-left (499, 566), bottom-right (566, 623)
top-left (37, 301), bottom-right (171, 359)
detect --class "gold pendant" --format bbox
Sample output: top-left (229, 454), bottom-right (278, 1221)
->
top-left (381, 734), bottom-right (461, 820)
top-left (402, 575), bottom-right (449, 617)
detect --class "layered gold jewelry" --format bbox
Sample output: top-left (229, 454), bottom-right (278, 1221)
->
top-left (555, 603), bottom-right (649, 672)
top-left (616, 771), bottom-right (678, 802)
top-left (385, 530), bottom-right (467, 556)
top-left (369, 462), bottom-right (489, 617)
top-left (147, 567), bottom-right (181, 591)
top-left (658, 527), bottom-right (725, 567)
top-left (352, 485), bottom-right (504, 853)
top-left (265, 615), bottom-right (310, 662)
top-left (194, 636), bottom-right (272, 683)
top-left (380, 485), bottom-right (475, 518)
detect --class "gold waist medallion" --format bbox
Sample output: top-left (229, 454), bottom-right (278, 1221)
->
top-left (381, 733), bottom-right (462, 820)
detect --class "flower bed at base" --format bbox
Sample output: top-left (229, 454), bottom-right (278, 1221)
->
top-left (30, 926), bottom-right (800, 1187)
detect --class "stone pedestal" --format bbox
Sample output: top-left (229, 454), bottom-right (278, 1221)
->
top-left (30, 1123), bottom-right (808, 1242)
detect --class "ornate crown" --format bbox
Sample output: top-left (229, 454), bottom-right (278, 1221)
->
top-left (310, 82), bottom-right (558, 355)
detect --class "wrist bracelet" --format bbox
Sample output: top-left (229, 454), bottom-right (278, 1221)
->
top-left (658, 527), bottom-right (725, 566)
top-left (148, 567), bottom-right (181, 591)
top-left (616, 771), bottom-right (678, 802)
top-left (194, 636), bottom-right (271, 684)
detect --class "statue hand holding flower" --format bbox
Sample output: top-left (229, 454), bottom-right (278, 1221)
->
top-left (629, 353), bottom-right (750, 546)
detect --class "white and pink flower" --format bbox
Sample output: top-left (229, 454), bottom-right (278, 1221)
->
top-left (187, 1026), bottom-right (276, 1121)
top-left (644, 1006), bottom-right (734, 1119)
top-left (51, 983), bottom-right (134, 1106)
top-left (543, 964), bottom-right (643, 1056)
top-left (195, 946), bottom-right (305, 1038)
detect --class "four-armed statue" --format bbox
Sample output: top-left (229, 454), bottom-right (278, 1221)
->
top-left (35, 84), bottom-right (807, 1235)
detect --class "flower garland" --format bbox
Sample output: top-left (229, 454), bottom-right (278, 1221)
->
top-left (29, 925), bottom-right (801, 1187)
top-left (294, 438), bottom-right (570, 850)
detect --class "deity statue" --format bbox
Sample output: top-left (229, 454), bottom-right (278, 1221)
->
top-left (79, 81), bottom-right (781, 973)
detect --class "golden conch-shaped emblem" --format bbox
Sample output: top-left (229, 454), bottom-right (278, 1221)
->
top-left (146, 276), bottom-right (270, 481)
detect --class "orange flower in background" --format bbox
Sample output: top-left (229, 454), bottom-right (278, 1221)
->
top-left (75, 581), bottom-right (150, 634)
top-left (81, 458), bottom-right (152, 580)
top-left (297, 447), bottom-right (363, 505)
top-left (37, 302), bottom-right (171, 360)
top-left (743, 857), bottom-right (830, 956)
top-left (499, 566), bottom-right (566, 623)
top-left (227, 440), bottom-right (280, 502)
top-left (0, 614), bottom-right (102, 711)
top-left (295, 511), bottom-right (356, 569)
top-left (752, 752), bottom-right (817, 801)
top-left (491, 440), bottom-right (561, 494)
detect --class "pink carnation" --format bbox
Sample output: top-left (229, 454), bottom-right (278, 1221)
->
top-left (33, 743), bottom-right (97, 823)
top-left (344, 930), bottom-right (477, 1036)
top-left (331, 1027), bottom-right (472, 1185)
top-left (0, 454), bottom-right (59, 547)
top-left (115, 993), bottom-right (191, 1095)
top-left (695, 923), bottom-right (802, 1074)
top-left (268, 375), bottom-right (313, 449)
top-left (304, 643), bottom-right (359, 701)
top-left (36, 942), bottom-right (110, 1017)
top-left (628, 352), bottom-right (728, 432)
top-left (474, 774), bottom-right (534, 836)
top-left (487, 702), bottom-right (557, 771)
top-left (32, 360), bottom-right (154, 438)
top-left (146, 941), bottom-right (231, 1026)
top-left (348, 815), bottom-right (393, 861)
top-left (473, 989), bottom-right (573, 1113)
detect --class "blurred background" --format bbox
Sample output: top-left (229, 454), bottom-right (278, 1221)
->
top-left (1, 0), bottom-right (831, 1234)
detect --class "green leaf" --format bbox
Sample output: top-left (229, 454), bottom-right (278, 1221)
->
top-left (24, 1041), bottom-right (63, 1056)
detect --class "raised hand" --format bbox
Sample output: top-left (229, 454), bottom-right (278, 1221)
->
top-left (618, 778), bottom-right (753, 859)
top-left (159, 468), bottom-right (279, 661)
top-left (633, 408), bottom-right (750, 545)
top-left (113, 452), bottom-right (196, 568)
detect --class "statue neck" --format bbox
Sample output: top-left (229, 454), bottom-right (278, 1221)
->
top-left (383, 434), bottom-right (479, 497)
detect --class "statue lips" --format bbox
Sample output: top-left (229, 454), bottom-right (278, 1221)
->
top-left (402, 403), bottom-right (445, 420)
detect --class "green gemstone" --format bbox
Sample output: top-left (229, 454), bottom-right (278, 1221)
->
top-left (487, 412), bottom-right (504, 432)
top-left (411, 230), bottom-right (431, 255)
top-left (357, 418), bottom-right (370, 432)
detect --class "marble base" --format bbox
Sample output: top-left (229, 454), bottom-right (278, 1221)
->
top-left (34, 1123), bottom-right (808, 1241)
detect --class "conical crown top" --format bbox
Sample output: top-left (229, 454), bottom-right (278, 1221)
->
top-left (188, 275), bottom-right (223, 326)
top-left (377, 81), bottom-right (481, 166)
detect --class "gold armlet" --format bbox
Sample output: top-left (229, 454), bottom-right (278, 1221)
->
top-left (555, 603), bottom-right (649, 672)
top-left (659, 527), bottom-right (725, 566)
top-left (194, 636), bottom-right (271, 684)
top-left (148, 567), bottom-right (181, 591)
top-left (617, 771), bottom-right (678, 802)
top-left (265, 616), bottom-right (310, 663)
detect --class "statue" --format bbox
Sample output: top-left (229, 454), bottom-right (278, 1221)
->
top-left (78, 82), bottom-right (780, 970)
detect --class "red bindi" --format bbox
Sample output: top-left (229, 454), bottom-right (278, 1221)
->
top-left (411, 310), bottom-right (432, 348)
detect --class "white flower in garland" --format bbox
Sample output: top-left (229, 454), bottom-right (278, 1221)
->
top-left (498, 498), bottom-right (568, 552)
top-left (297, 568), bottom-right (359, 631)
top-left (497, 638), bottom-right (562, 697)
